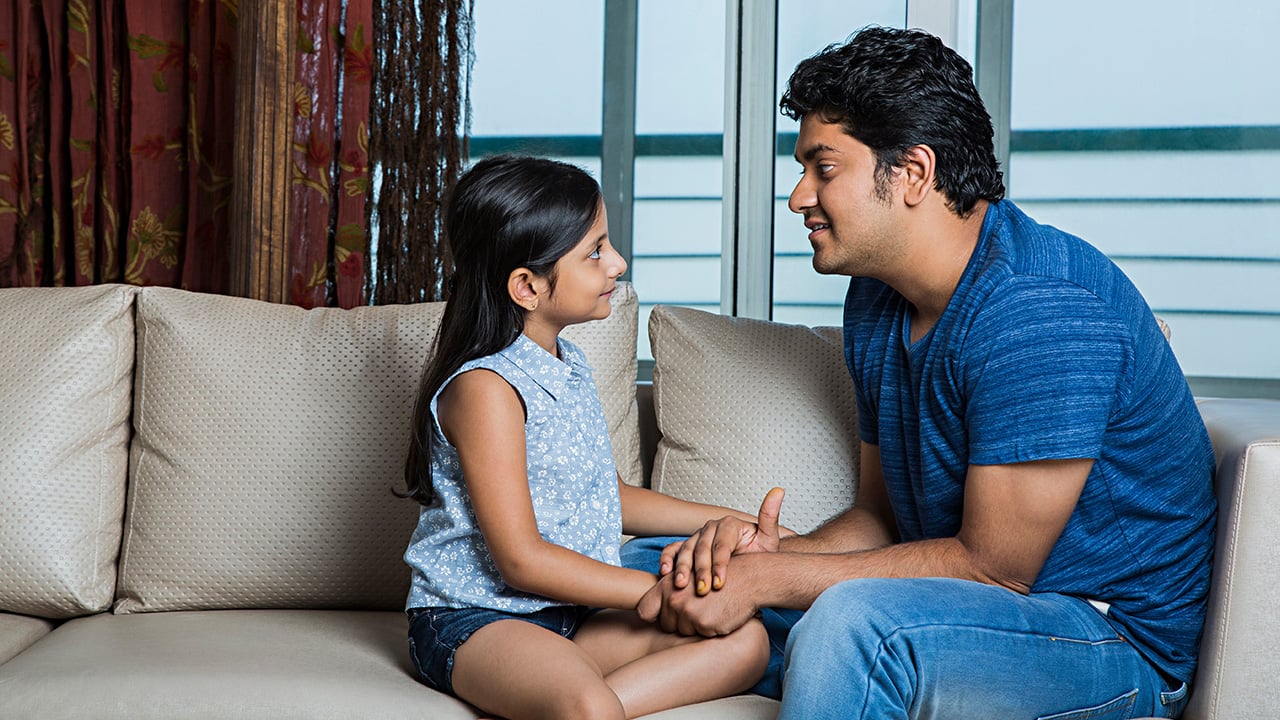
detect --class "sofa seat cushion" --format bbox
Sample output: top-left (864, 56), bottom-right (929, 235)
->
top-left (0, 285), bottom-right (136, 618)
top-left (0, 612), bottom-right (54, 665)
top-left (0, 609), bottom-right (778, 720)
top-left (647, 306), bottom-right (857, 533)
top-left (0, 610), bottom-right (476, 720)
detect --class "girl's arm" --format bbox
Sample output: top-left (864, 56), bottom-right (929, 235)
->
top-left (618, 481), bottom-right (760, 537)
top-left (439, 368), bottom-right (657, 611)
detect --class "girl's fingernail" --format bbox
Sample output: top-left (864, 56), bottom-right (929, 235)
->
top-left (696, 580), bottom-right (708, 595)
top-left (713, 576), bottom-right (723, 590)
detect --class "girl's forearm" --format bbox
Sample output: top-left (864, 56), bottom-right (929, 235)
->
top-left (498, 538), bottom-right (659, 610)
top-left (618, 482), bottom-right (755, 537)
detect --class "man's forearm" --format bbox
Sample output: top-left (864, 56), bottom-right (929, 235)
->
top-left (778, 505), bottom-right (895, 555)
top-left (744, 535), bottom-right (995, 610)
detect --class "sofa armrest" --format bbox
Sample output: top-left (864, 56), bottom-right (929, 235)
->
top-left (1187, 398), bottom-right (1280, 720)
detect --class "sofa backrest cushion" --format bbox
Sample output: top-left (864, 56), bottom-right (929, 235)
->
top-left (647, 305), bottom-right (857, 534)
top-left (116, 283), bottom-right (640, 613)
top-left (0, 285), bottom-right (136, 618)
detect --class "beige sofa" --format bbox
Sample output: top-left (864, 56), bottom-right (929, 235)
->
top-left (0, 283), bottom-right (1275, 719)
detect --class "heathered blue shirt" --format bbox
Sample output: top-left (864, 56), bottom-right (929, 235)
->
top-left (844, 199), bottom-right (1216, 683)
top-left (404, 334), bottom-right (623, 613)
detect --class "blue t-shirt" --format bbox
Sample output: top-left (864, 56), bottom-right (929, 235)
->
top-left (404, 333), bottom-right (623, 613)
top-left (844, 199), bottom-right (1216, 684)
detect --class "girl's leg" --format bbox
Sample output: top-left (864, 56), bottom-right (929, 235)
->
top-left (573, 609), bottom-right (770, 719)
top-left (450, 619), bottom-right (625, 720)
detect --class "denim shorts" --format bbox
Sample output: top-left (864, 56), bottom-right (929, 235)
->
top-left (407, 604), bottom-right (593, 696)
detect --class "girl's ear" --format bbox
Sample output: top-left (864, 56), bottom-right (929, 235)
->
top-left (507, 267), bottom-right (544, 312)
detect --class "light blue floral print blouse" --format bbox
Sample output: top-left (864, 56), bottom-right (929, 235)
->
top-left (404, 333), bottom-right (623, 613)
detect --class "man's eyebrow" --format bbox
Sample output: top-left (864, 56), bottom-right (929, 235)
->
top-left (795, 143), bottom-right (839, 163)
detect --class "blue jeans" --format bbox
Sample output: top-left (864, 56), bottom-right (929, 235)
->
top-left (407, 604), bottom-right (592, 695)
top-left (622, 538), bottom-right (1188, 719)
top-left (783, 577), bottom-right (1187, 720)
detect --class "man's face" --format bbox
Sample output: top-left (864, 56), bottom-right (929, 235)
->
top-left (788, 115), bottom-right (903, 278)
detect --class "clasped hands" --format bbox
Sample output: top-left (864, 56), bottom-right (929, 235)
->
top-left (637, 487), bottom-right (789, 637)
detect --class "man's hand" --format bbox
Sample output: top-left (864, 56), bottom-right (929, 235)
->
top-left (637, 554), bottom-right (764, 636)
top-left (659, 487), bottom-right (786, 596)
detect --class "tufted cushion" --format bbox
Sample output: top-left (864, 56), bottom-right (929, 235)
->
top-left (648, 305), bottom-right (857, 534)
top-left (0, 285), bottom-right (136, 618)
top-left (116, 284), bottom-right (640, 613)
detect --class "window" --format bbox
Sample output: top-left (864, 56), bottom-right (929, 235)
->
top-left (465, 0), bottom-right (1279, 393)
top-left (468, 1), bottom-right (604, 174)
top-left (1006, 0), bottom-right (1280, 391)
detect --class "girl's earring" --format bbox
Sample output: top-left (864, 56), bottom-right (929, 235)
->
top-left (528, 300), bottom-right (538, 311)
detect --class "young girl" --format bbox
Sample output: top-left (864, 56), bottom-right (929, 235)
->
top-left (402, 155), bottom-right (772, 720)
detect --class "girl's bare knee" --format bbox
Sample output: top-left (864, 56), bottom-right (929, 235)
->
top-left (546, 683), bottom-right (625, 720)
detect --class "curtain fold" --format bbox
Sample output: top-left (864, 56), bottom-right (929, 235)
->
top-left (1, 0), bottom-right (469, 308)
top-left (368, 0), bottom-right (473, 305)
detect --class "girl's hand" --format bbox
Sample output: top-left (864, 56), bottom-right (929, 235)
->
top-left (659, 487), bottom-right (787, 596)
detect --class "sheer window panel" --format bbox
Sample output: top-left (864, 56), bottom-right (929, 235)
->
top-left (631, 0), bottom-right (727, 360)
top-left (1009, 0), bottom-right (1280, 383)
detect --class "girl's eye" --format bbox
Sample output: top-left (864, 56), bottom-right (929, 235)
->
top-left (589, 247), bottom-right (601, 259)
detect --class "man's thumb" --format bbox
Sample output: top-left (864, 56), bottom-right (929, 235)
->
top-left (757, 486), bottom-right (784, 538)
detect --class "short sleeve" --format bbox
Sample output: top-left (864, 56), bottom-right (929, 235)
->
top-left (963, 278), bottom-right (1132, 465)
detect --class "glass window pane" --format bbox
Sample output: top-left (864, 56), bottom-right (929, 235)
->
top-left (470, 1), bottom-right (604, 138)
top-left (772, 0), bottom-right (907, 328)
top-left (1009, 0), bottom-right (1280, 381)
top-left (632, 0), bottom-right (727, 360)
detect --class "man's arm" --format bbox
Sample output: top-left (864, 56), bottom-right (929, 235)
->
top-left (639, 455), bottom-right (1093, 636)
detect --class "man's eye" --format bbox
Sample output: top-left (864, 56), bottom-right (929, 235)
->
top-left (818, 163), bottom-right (834, 175)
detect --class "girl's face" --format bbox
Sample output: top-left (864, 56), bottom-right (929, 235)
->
top-left (543, 201), bottom-right (627, 325)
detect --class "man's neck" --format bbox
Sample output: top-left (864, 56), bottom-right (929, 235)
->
top-left (890, 199), bottom-right (990, 343)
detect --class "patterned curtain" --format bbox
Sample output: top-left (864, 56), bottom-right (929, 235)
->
top-left (290, 0), bottom-right (374, 308)
top-left (0, 0), bottom-right (400, 310)
top-left (0, 1), bottom-right (238, 290)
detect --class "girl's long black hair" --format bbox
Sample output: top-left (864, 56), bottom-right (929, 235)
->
top-left (402, 155), bottom-right (604, 506)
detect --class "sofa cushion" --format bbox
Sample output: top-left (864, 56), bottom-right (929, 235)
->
top-left (647, 305), bottom-right (857, 534)
top-left (0, 610), bottom-right (476, 719)
top-left (0, 612), bottom-right (55, 665)
top-left (116, 284), bottom-right (640, 613)
top-left (0, 285), bottom-right (135, 618)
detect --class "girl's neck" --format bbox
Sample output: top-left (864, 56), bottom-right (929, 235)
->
top-left (522, 322), bottom-right (562, 359)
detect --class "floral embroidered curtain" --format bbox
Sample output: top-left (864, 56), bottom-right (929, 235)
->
top-left (0, 0), bottom-right (462, 309)
top-left (1, 0), bottom-right (240, 290)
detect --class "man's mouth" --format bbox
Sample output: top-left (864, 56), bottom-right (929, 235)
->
top-left (806, 221), bottom-right (831, 240)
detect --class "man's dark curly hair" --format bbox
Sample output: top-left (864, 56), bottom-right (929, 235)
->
top-left (780, 26), bottom-right (1005, 217)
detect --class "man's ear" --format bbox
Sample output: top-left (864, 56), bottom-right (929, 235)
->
top-left (507, 267), bottom-right (543, 312)
top-left (900, 145), bottom-right (936, 207)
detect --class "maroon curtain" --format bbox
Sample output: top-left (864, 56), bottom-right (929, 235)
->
top-left (290, 0), bottom-right (372, 309)
top-left (0, 0), bottom-right (374, 308)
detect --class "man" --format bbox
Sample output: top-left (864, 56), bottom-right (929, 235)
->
top-left (634, 26), bottom-right (1215, 719)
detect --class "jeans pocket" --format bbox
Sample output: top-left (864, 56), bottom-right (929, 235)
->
top-left (1036, 688), bottom-right (1138, 720)
top-left (1159, 681), bottom-right (1188, 718)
